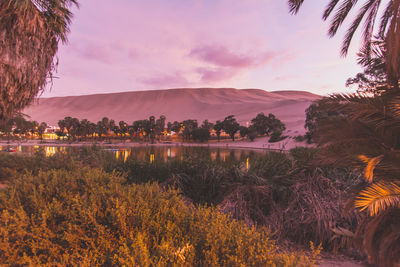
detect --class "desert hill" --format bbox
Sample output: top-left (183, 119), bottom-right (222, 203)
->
top-left (24, 88), bottom-right (321, 135)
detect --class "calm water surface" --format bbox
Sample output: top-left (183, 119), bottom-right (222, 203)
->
top-left (0, 145), bottom-right (267, 165)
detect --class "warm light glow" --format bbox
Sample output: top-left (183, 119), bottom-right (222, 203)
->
top-left (43, 133), bottom-right (58, 140)
top-left (150, 153), bottom-right (155, 164)
top-left (115, 149), bottom-right (131, 162)
top-left (246, 157), bottom-right (249, 170)
top-left (45, 147), bottom-right (56, 157)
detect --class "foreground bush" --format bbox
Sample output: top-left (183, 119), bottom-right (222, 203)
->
top-left (0, 168), bottom-right (318, 266)
top-left (0, 148), bottom-right (362, 255)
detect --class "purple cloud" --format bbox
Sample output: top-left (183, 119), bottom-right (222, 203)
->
top-left (72, 43), bottom-right (116, 64)
top-left (189, 45), bottom-right (275, 68)
top-left (196, 67), bottom-right (237, 83)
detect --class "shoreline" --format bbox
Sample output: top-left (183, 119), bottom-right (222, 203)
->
top-left (0, 137), bottom-right (313, 151)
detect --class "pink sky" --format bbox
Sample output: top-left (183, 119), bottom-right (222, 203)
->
top-left (45, 0), bottom-right (364, 97)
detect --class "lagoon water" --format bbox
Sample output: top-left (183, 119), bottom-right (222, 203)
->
top-left (1, 145), bottom-right (267, 165)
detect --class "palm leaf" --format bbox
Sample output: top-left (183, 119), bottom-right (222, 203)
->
top-left (390, 97), bottom-right (400, 119)
top-left (322, 0), bottom-right (340, 20)
top-left (328, 0), bottom-right (359, 38)
top-left (358, 155), bottom-right (383, 182)
top-left (355, 181), bottom-right (400, 216)
top-left (341, 0), bottom-right (377, 56)
top-left (288, 0), bottom-right (305, 14)
top-left (378, 0), bottom-right (392, 38)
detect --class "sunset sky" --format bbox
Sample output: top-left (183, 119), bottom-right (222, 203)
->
top-left (45, 0), bottom-right (364, 97)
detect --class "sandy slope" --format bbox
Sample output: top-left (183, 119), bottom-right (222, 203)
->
top-left (24, 88), bottom-right (320, 135)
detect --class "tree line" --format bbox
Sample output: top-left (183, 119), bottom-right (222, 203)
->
top-left (0, 113), bottom-right (286, 143)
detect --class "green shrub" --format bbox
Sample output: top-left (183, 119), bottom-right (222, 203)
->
top-left (0, 168), bottom-right (317, 266)
top-left (164, 166), bottom-right (264, 205)
top-left (249, 152), bottom-right (293, 180)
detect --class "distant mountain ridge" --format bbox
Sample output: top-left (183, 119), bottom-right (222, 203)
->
top-left (24, 88), bottom-right (321, 134)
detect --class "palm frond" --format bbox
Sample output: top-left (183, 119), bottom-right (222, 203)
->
top-left (322, 0), bottom-right (340, 20)
top-left (358, 0), bottom-right (380, 57)
top-left (288, 0), bottom-right (305, 14)
top-left (378, 0), bottom-right (392, 38)
top-left (390, 97), bottom-right (400, 119)
top-left (358, 154), bottom-right (383, 182)
top-left (340, 0), bottom-right (376, 56)
top-left (328, 0), bottom-right (359, 38)
top-left (355, 181), bottom-right (400, 216)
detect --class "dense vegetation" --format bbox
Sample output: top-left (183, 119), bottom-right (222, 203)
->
top-left (2, 0), bottom-right (400, 265)
top-left (289, 2), bottom-right (400, 266)
top-left (0, 150), bottom-right (325, 266)
top-left (0, 147), bottom-right (364, 257)
top-left (0, 113), bottom-right (287, 143)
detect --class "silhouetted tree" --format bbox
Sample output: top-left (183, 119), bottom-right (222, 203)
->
top-left (247, 126), bottom-right (258, 142)
top-left (182, 119), bottom-right (198, 141)
top-left (201, 119), bottom-right (214, 130)
top-left (251, 113), bottom-right (286, 142)
top-left (58, 119), bottom-right (66, 134)
top-left (0, 117), bottom-right (14, 142)
top-left (79, 119), bottom-right (90, 140)
top-left (169, 121), bottom-right (181, 136)
top-left (192, 128), bottom-right (210, 142)
top-left (239, 126), bottom-right (249, 139)
top-left (222, 115), bottom-right (240, 141)
top-left (155, 115), bottom-right (166, 140)
top-left (119, 121), bottom-right (128, 141)
top-left (38, 122), bottom-right (47, 140)
top-left (214, 120), bottom-right (223, 142)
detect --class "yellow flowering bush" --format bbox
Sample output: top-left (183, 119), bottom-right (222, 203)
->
top-left (0, 168), bottom-right (318, 266)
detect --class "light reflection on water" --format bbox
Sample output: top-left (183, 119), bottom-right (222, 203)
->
top-left (3, 145), bottom-right (266, 168)
top-left (115, 149), bottom-right (131, 162)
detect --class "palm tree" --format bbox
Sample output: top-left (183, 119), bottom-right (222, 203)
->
top-left (0, 0), bottom-right (78, 119)
top-left (100, 117), bottom-right (111, 140)
top-left (79, 119), bottom-right (90, 140)
top-left (38, 122), bottom-right (47, 141)
top-left (214, 120), bottom-right (223, 142)
top-left (96, 121), bottom-right (105, 140)
top-left (88, 122), bottom-right (97, 140)
top-left (155, 115), bottom-right (166, 140)
top-left (119, 121), bottom-right (128, 141)
top-left (288, 0), bottom-right (400, 88)
top-left (70, 117), bottom-right (80, 140)
top-left (58, 119), bottom-right (66, 132)
top-left (312, 94), bottom-right (400, 266)
top-left (346, 39), bottom-right (387, 95)
top-left (0, 117), bottom-right (14, 143)
top-left (108, 119), bottom-right (115, 142)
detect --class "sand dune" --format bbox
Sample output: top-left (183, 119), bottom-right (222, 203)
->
top-left (24, 88), bottom-right (321, 135)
